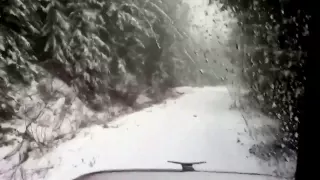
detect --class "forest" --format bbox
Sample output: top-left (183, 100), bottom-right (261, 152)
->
top-left (1, 0), bottom-right (309, 179)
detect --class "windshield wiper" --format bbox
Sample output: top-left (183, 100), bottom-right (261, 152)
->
top-left (167, 161), bottom-right (206, 172)
top-left (167, 161), bottom-right (293, 179)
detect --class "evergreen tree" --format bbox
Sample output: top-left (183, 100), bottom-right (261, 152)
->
top-left (0, 0), bottom-right (42, 121)
top-left (0, 0), bottom-right (193, 118)
top-left (39, 0), bottom-right (71, 81)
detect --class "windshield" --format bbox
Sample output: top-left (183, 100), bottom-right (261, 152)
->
top-left (0, 0), bottom-right (306, 180)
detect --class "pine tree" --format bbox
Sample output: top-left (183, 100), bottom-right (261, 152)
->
top-left (0, 0), bottom-right (192, 115)
top-left (35, 0), bottom-right (185, 108)
top-left (0, 0), bottom-right (42, 121)
top-left (39, 0), bottom-right (71, 82)
top-left (66, 0), bottom-right (112, 108)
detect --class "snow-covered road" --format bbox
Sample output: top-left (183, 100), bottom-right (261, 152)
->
top-left (23, 86), bottom-right (293, 180)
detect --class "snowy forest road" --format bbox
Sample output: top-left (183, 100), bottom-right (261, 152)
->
top-left (28, 86), bottom-right (291, 180)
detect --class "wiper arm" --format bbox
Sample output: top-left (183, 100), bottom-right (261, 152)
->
top-left (167, 161), bottom-right (206, 172)
top-left (168, 161), bottom-right (293, 179)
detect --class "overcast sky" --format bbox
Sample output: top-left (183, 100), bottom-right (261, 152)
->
top-left (184, 0), bottom-right (234, 46)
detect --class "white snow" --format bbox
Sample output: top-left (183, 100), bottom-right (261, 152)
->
top-left (11, 86), bottom-right (295, 180)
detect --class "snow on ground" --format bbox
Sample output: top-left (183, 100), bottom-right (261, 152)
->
top-left (2, 86), bottom-right (295, 180)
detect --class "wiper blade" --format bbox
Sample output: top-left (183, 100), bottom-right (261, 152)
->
top-left (168, 161), bottom-right (293, 179)
top-left (167, 161), bottom-right (206, 171)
